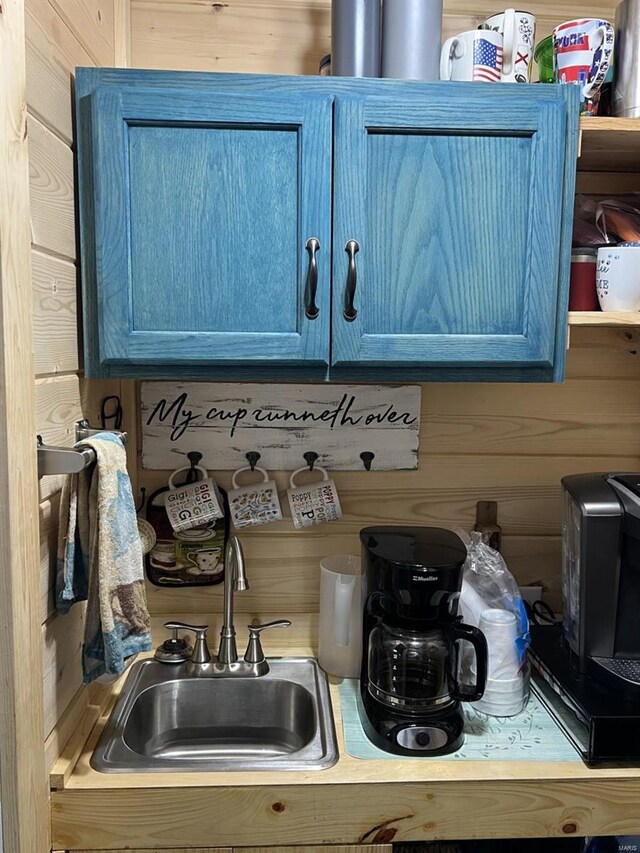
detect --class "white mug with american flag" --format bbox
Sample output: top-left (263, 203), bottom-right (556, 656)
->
top-left (480, 9), bottom-right (536, 83)
top-left (440, 30), bottom-right (503, 83)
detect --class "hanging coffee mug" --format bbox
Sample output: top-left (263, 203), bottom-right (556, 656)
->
top-left (480, 9), bottom-right (536, 83)
top-left (440, 30), bottom-right (503, 83)
top-left (164, 464), bottom-right (225, 533)
top-left (553, 18), bottom-right (614, 109)
top-left (287, 467), bottom-right (342, 529)
top-left (227, 466), bottom-right (283, 529)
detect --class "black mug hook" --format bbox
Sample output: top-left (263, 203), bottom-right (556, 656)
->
top-left (187, 451), bottom-right (203, 468)
top-left (360, 451), bottom-right (375, 472)
top-left (245, 451), bottom-right (261, 472)
top-left (185, 451), bottom-right (204, 484)
top-left (303, 451), bottom-right (319, 472)
top-left (136, 486), bottom-right (147, 514)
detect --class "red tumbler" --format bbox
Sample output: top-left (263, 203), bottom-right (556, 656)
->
top-left (569, 250), bottom-right (599, 311)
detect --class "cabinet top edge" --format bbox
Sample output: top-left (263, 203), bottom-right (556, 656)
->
top-left (75, 67), bottom-right (580, 111)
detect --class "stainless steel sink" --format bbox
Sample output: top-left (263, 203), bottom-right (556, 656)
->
top-left (91, 657), bottom-right (338, 772)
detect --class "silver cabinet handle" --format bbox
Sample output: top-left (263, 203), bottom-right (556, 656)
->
top-left (304, 237), bottom-right (320, 320)
top-left (343, 239), bottom-right (360, 322)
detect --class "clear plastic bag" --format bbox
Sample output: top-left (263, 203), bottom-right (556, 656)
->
top-left (456, 530), bottom-right (530, 683)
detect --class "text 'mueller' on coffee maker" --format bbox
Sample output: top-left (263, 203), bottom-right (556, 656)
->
top-left (530, 473), bottom-right (640, 764)
top-left (358, 526), bottom-right (487, 756)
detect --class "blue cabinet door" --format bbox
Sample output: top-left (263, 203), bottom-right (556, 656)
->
top-left (83, 86), bottom-right (332, 374)
top-left (331, 86), bottom-right (578, 381)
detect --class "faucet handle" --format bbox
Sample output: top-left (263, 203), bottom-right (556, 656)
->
top-left (244, 620), bottom-right (292, 664)
top-left (164, 621), bottom-right (211, 665)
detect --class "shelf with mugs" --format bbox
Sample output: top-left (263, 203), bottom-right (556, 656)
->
top-left (568, 311), bottom-right (640, 327)
top-left (579, 117), bottom-right (640, 172)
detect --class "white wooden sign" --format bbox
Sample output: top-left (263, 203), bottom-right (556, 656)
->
top-left (141, 383), bottom-right (421, 471)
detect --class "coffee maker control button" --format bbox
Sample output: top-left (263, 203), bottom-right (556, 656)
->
top-left (396, 727), bottom-right (449, 751)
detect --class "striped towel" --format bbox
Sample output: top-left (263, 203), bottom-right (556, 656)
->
top-left (56, 432), bottom-right (152, 683)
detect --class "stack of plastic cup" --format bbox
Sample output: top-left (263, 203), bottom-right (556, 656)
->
top-left (472, 609), bottom-right (526, 717)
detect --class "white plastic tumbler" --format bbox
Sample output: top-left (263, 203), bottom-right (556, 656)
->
top-left (479, 609), bottom-right (520, 680)
top-left (474, 608), bottom-right (525, 716)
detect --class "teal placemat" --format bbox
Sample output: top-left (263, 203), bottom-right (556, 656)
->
top-left (338, 678), bottom-right (581, 761)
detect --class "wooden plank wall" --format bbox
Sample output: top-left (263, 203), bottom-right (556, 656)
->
top-left (130, 0), bottom-right (618, 75)
top-left (0, 2), bottom-right (49, 849)
top-left (127, 0), bottom-right (640, 630)
top-left (25, 0), bottom-right (134, 775)
top-left (136, 327), bottom-right (640, 620)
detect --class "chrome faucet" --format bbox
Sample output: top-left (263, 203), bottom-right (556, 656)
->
top-left (162, 535), bottom-right (290, 677)
top-left (218, 535), bottom-right (249, 664)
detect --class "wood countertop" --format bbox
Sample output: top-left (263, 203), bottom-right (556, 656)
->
top-left (51, 614), bottom-right (640, 850)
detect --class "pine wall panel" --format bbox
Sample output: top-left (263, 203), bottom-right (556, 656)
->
top-left (25, 0), bottom-right (126, 772)
top-left (131, 0), bottom-right (618, 75)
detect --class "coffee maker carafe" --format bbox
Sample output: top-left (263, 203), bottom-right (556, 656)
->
top-left (359, 526), bottom-right (487, 756)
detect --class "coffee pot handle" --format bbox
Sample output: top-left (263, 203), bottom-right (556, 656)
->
top-left (450, 622), bottom-right (488, 703)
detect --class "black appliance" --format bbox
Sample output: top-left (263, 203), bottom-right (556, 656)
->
top-left (358, 526), bottom-right (488, 756)
top-left (530, 473), bottom-right (640, 765)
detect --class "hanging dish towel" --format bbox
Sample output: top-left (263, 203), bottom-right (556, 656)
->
top-left (56, 432), bottom-right (152, 683)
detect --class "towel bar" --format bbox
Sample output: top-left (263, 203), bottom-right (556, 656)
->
top-left (37, 420), bottom-right (128, 479)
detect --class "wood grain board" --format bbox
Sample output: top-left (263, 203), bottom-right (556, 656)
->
top-left (44, 680), bottom-right (109, 779)
top-left (24, 0), bottom-right (120, 810)
top-left (50, 778), bottom-right (640, 849)
top-left (235, 847), bottom-right (391, 853)
top-left (570, 311), bottom-right (640, 326)
top-left (36, 374), bottom-right (122, 500)
top-left (65, 849), bottom-right (385, 853)
top-left (49, 0), bottom-right (116, 68)
top-left (580, 118), bottom-right (640, 173)
top-left (25, 0), bottom-right (94, 145)
top-left (40, 494), bottom-right (60, 622)
top-left (75, 849), bottom-right (233, 853)
top-left (42, 605), bottom-right (88, 738)
top-left (141, 383), bottom-right (420, 470)
top-left (28, 113), bottom-right (76, 261)
top-left (32, 249), bottom-right (79, 376)
top-left (0, 2), bottom-right (50, 850)
top-left (130, 0), bottom-right (617, 75)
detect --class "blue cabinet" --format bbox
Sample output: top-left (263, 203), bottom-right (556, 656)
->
top-left (76, 70), bottom-right (579, 382)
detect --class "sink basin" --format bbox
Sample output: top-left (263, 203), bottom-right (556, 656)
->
top-left (91, 657), bottom-right (338, 772)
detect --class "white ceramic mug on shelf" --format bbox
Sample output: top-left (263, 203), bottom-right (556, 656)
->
top-left (553, 18), bottom-right (614, 100)
top-left (480, 9), bottom-right (536, 82)
top-left (596, 244), bottom-right (640, 311)
top-left (440, 29), bottom-right (503, 82)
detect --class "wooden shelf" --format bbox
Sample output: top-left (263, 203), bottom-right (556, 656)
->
top-left (579, 117), bottom-right (640, 172)
top-left (569, 311), bottom-right (640, 326)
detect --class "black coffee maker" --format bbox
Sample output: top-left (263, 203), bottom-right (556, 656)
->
top-left (358, 526), bottom-right (488, 756)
